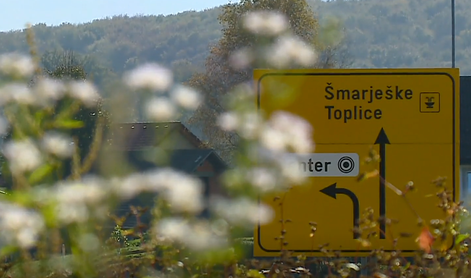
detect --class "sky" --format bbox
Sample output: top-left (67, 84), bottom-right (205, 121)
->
top-left (0, 0), bottom-right (232, 32)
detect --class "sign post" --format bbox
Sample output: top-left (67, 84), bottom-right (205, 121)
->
top-left (253, 69), bottom-right (460, 257)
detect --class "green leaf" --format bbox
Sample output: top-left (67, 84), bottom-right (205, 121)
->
top-left (54, 119), bottom-right (84, 129)
top-left (41, 204), bottom-right (58, 227)
top-left (9, 191), bottom-right (34, 206)
top-left (247, 269), bottom-right (265, 278)
top-left (28, 164), bottom-right (55, 184)
top-left (0, 245), bottom-right (19, 257)
top-left (34, 110), bottom-right (47, 123)
top-left (455, 233), bottom-right (470, 245)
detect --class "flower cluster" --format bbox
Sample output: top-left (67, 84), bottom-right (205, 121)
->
top-left (218, 108), bottom-right (314, 193)
top-left (0, 201), bottom-right (45, 249)
top-left (0, 53), bottom-right (100, 108)
top-left (51, 178), bottom-right (109, 224)
top-left (123, 63), bottom-right (202, 121)
top-left (154, 217), bottom-right (228, 251)
top-left (0, 10), bottom-right (320, 265)
top-left (112, 168), bottom-right (205, 214)
top-left (231, 11), bottom-right (317, 70)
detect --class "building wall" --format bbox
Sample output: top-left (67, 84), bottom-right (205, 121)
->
top-left (461, 76), bottom-right (471, 165)
top-left (196, 160), bottom-right (226, 197)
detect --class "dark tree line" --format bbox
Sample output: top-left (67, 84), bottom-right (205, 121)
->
top-left (0, 0), bottom-right (469, 92)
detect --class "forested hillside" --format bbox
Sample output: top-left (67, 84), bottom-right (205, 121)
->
top-left (0, 0), bottom-right (470, 90)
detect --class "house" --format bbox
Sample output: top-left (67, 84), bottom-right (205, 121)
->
top-left (104, 122), bottom-right (228, 229)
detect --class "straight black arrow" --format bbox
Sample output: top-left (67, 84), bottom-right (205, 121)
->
top-left (320, 183), bottom-right (360, 239)
top-left (375, 128), bottom-right (390, 239)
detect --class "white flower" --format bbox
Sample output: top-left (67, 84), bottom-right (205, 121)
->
top-left (276, 154), bottom-right (309, 185)
top-left (143, 168), bottom-right (184, 192)
top-left (243, 11), bottom-right (289, 36)
top-left (54, 178), bottom-right (107, 206)
top-left (162, 175), bottom-right (204, 214)
top-left (217, 112), bottom-right (239, 131)
top-left (0, 53), bottom-right (35, 78)
top-left (262, 111), bottom-right (314, 153)
top-left (112, 170), bottom-right (169, 201)
top-left (34, 77), bottom-right (65, 103)
top-left (0, 83), bottom-right (35, 105)
top-left (111, 168), bottom-right (206, 214)
top-left (171, 85), bottom-right (202, 110)
top-left (229, 48), bottom-right (254, 70)
top-left (12, 85), bottom-right (36, 105)
top-left (41, 132), bottom-right (74, 158)
top-left (249, 147), bottom-right (308, 186)
top-left (2, 139), bottom-right (42, 174)
top-left (16, 228), bottom-right (39, 249)
top-left (145, 97), bottom-right (176, 121)
top-left (113, 169), bottom-right (204, 214)
top-left (53, 178), bottom-right (108, 224)
top-left (68, 80), bottom-right (100, 107)
top-left (239, 112), bottom-right (263, 139)
top-left (247, 167), bottom-right (279, 192)
top-left (112, 174), bottom-right (150, 200)
top-left (155, 218), bottom-right (187, 242)
top-left (155, 218), bottom-right (227, 251)
top-left (211, 197), bottom-right (274, 227)
top-left (56, 204), bottom-right (89, 224)
top-left (266, 34), bottom-right (317, 68)
top-left (145, 168), bottom-right (204, 214)
top-left (259, 126), bottom-right (287, 153)
top-left (124, 63), bottom-right (173, 92)
top-left (0, 202), bottom-right (45, 249)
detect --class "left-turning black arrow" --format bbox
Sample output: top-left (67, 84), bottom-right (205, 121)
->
top-left (320, 183), bottom-right (360, 239)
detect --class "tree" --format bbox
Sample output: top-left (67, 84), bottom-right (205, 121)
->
top-left (42, 50), bottom-right (88, 80)
top-left (41, 50), bottom-right (118, 94)
top-left (312, 13), bottom-right (354, 69)
top-left (187, 0), bottom-right (350, 162)
top-left (44, 51), bottom-right (111, 178)
top-left (0, 51), bottom-right (110, 188)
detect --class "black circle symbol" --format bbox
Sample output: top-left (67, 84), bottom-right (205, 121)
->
top-left (338, 156), bottom-right (355, 174)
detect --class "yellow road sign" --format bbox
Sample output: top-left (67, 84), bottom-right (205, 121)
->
top-left (253, 68), bottom-right (460, 257)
